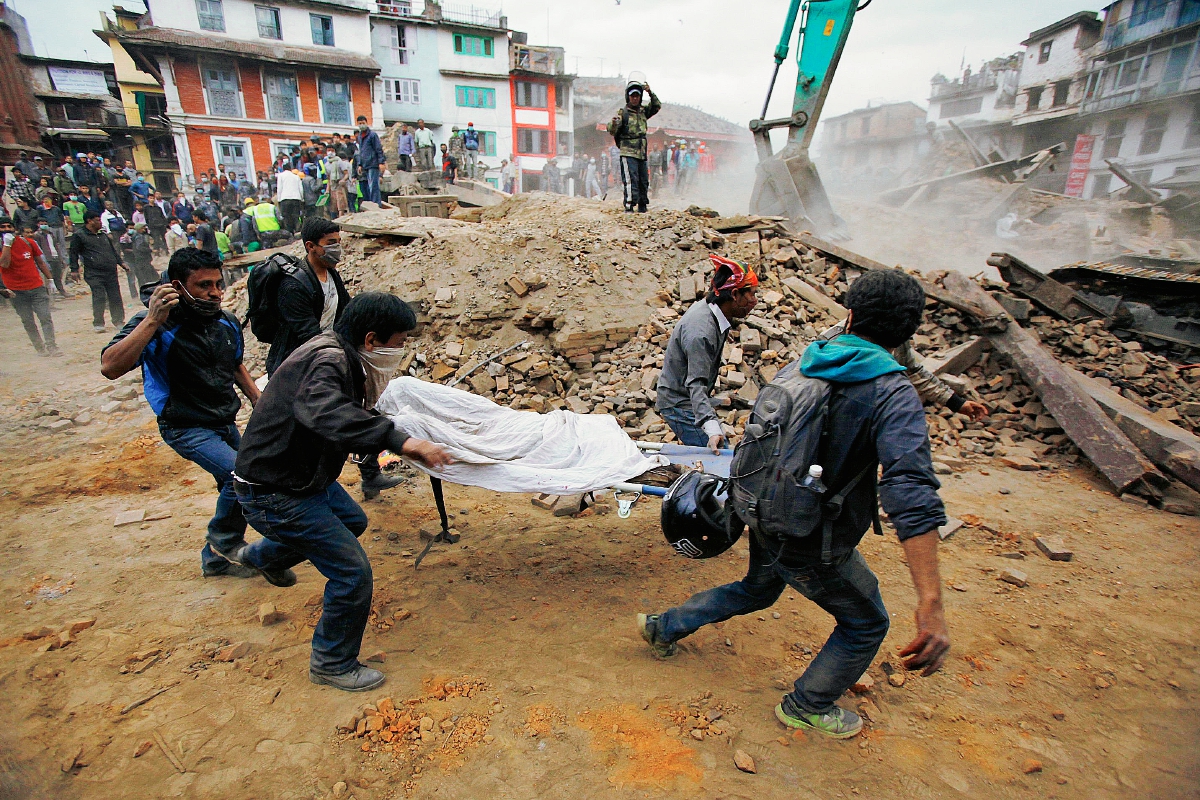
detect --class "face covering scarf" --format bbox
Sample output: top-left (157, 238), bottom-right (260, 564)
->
top-left (177, 283), bottom-right (222, 317)
top-left (358, 346), bottom-right (406, 407)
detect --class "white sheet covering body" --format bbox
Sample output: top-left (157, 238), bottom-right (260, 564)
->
top-left (375, 377), bottom-right (669, 494)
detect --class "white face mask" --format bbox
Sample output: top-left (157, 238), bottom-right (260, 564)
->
top-left (358, 345), bottom-right (406, 407)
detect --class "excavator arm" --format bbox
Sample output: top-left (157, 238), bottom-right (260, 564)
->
top-left (749, 0), bottom-right (861, 237)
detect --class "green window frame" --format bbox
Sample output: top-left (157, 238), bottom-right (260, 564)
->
top-left (455, 85), bottom-right (495, 108)
top-left (478, 130), bottom-right (496, 156)
top-left (453, 33), bottom-right (493, 57)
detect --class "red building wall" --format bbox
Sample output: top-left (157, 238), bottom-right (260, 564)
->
top-left (173, 57), bottom-right (206, 115)
top-left (351, 76), bottom-right (372, 125)
top-left (510, 76), bottom-right (556, 158)
top-left (298, 69), bottom-right (319, 124)
top-left (238, 63), bottom-right (265, 119)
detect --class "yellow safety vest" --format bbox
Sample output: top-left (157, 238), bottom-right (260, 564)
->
top-left (252, 202), bottom-right (279, 232)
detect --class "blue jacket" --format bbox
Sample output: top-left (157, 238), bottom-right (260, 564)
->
top-left (104, 307), bottom-right (245, 428)
top-left (462, 128), bottom-right (480, 150)
top-left (780, 337), bottom-right (947, 562)
top-left (130, 179), bottom-right (152, 203)
top-left (355, 129), bottom-right (384, 169)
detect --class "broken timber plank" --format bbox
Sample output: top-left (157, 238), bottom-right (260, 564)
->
top-left (221, 243), bottom-right (296, 269)
top-left (942, 270), bottom-right (1166, 496)
top-left (925, 336), bottom-right (988, 376)
top-left (1106, 159), bottom-right (1162, 204)
top-left (988, 252), bottom-right (1110, 320)
top-left (947, 120), bottom-right (993, 170)
top-left (877, 144), bottom-right (1064, 206)
top-left (796, 233), bottom-right (1002, 326)
top-left (1070, 369), bottom-right (1200, 494)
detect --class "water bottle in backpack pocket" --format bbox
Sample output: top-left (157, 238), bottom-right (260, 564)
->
top-left (728, 361), bottom-right (833, 539)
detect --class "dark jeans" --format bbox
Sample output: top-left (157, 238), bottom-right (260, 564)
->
top-left (159, 423), bottom-right (247, 572)
top-left (85, 270), bottom-right (124, 327)
top-left (10, 286), bottom-right (55, 351)
top-left (235, 481), bottom-right (371, 675)
top-left (398, 154), bottom-right (412, 172)
top-left (620, 155), bottom-right (649, 211)
top-left (279, 199), bottom-right (302, 233)
top-left (659, 406), bottom-right (709, 448)
top-left (365, 167), bottom-right (381, 204)
top-left (656, 533), bottom-right (890, 716)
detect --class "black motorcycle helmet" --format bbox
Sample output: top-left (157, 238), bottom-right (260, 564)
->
top-left (661, 471), bottom-right (742, 559)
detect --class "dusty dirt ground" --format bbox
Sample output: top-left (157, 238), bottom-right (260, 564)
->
top-left (1, 281), bottom-right (1199, 800)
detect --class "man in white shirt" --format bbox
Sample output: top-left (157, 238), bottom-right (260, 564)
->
top-left (275, 168), bottom-right (304, 233)
top-left (413, 119), bottom-right (436, 172)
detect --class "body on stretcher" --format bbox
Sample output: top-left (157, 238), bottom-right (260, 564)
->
top-left (411, 441), bottom-right (734, 565)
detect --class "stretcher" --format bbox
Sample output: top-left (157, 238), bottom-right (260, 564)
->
top-left (413, 441), bottom-right (734, 567)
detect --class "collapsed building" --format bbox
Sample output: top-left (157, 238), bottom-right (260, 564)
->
top-left (222, 189), bottom-right (1200, 515)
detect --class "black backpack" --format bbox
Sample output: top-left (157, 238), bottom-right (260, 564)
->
top-left (728, 361), bottom-right (878, 564)
top-left (243, 253), bottom-right (313, 343)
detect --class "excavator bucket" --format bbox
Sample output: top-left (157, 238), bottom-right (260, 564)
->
top-left (749, 149), bottom-right (843, 237)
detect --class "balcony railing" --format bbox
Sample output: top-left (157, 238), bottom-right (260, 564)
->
top-left (511, 44), bottom-right (565, 75)
top-left (1103, 0), bottom-right (1200, 50)
top-left (439, 2), bottom-right (505, 28)
top-left (1082, 27), bottom-right (1200, 112)
top-left (374, 0), bottom-right (416, 17)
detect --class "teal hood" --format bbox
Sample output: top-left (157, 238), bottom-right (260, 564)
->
top-left (800, 334), bottom-right (905, 383)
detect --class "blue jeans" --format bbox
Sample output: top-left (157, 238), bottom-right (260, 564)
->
top-left (366, 166), bottom-right (381, 204)
top-left (234, 481), bottom-right (371, 675)
top-left (659, 406), bottom-right (710, 447)
top-left (656, 532), bottom-right (890, 716)
top-left (159, 423), bottom-right (247, 572)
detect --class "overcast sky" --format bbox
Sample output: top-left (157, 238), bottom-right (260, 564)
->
top-left (18, 0), bottom-right (1094, 124)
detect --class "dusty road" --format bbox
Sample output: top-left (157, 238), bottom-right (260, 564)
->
top-left (0, 291), bottom-right (1197, 800)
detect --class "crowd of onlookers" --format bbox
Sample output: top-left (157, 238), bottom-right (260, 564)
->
top-left (529, 139), bottom-right (714, 199)
top-left (0, 117), bottom-right (388, 353)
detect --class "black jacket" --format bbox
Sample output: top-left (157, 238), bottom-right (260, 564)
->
top-left (264, 258), bottom-right (350, 376)
top-left (235, 332), bottom-right (409, 494)
top-left (69, 227), bottom-right (124, 275)
top-left (778, 371), bottom-right (947, 565)
top-left (104, 307), bottom-right (245, 428)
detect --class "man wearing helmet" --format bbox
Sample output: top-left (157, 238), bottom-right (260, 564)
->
top-left (606, 79), bottom-right (661, 213)
top-left (642, 269), bottom-right (951, 742)
top-left (655, 255), bottom-right (758, 453)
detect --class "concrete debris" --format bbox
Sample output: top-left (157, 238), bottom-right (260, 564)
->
top-left (733, 749), bottom-right (757, 774)
top-left (210, 192), bottom-right (1200, 513)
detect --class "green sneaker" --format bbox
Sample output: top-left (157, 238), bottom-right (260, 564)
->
top-left (637, 613), bottom-right (677, 658)
top-left (775, 703), bottom-right (862, 739)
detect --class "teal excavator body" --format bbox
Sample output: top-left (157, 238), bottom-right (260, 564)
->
top-left (749, 0), bottom-right (860, 237)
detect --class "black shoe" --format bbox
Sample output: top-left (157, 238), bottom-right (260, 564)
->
top-left (202, 562), bottom-right (259, 579)
top-left (220, 543), bottom-right (298, 587)
top-left (310, 665), bottom-right (386, 692)
top-left (361, 472), bottom-right (403, 500)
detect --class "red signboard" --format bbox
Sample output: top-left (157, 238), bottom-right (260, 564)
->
top-left (1065, 134), bottom-right (1096, 197)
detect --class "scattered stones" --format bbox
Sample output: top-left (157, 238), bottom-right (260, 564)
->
top-left (113, 509), bottom-right (145, 527)
top-left (733, 749), bottom-right (757, 774)
top-left (851, 672), bottom-right (875, 693)
top-left (887, 671), bottom-right (906, 688)
top-left (1034, 535), bottom-right (1073, 562)
top-left (258, 603), bottom-right (285, 626)
top-left (938, 517), bottom-right (964, 540)
top-left (1000, 568), bottom-right (1029, 587)
top-left (215, 641), bottom-right (251, 662)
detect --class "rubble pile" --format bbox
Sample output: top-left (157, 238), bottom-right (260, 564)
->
top-left (1024, 315), bottom-right (1200, 435)
top-left (225, 192), bottom-right (1200, 506)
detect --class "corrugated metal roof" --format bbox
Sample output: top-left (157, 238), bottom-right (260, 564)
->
top-left (113, 27), bottom-right (380, 73)
top-left (1057, 261), bottom-right (1200, 284)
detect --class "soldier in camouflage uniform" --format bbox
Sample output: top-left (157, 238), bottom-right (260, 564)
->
top-left (606, 80), bottom-right (661, 213)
